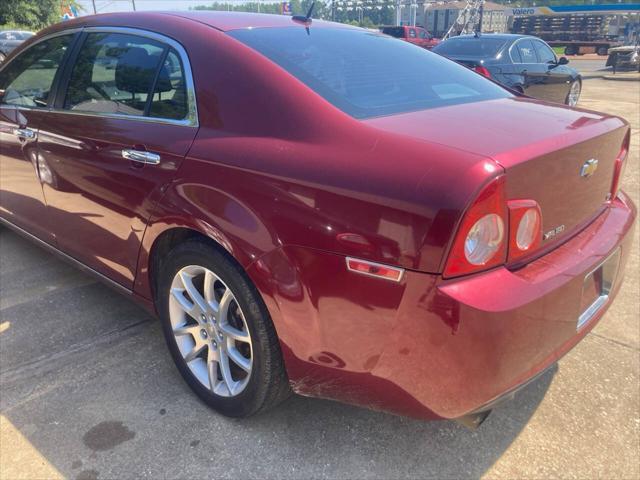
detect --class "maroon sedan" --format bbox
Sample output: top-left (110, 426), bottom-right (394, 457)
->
top-left (0, 12), bottom-right (635, 427)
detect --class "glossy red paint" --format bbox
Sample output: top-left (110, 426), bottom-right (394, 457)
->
top-left (0, 12), bottom-right (636, 421)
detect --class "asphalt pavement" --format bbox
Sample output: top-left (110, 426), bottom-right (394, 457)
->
top-left (0, 77), bottom-right (638, 480)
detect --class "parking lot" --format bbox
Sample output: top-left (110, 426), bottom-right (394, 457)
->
top-left (1, 69), bottom-right (639, 479)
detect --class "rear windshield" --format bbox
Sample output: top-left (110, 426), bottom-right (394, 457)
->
top-left (381, 27), bottom-right (404, 38)
top-left (229, 27), bottom-right (511, 119)
top-left (433, 37), bottom-right (507, 57)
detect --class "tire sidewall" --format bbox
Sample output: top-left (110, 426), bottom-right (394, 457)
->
top-left (157, 241), bottom-right (271, 417)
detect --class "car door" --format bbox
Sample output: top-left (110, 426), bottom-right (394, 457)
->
top-left (532, 39), bottom-right (571, 103)
top-left (511, 39), bottom-right (547, 99)
top-left (0, 32), bottom-right (77, 243)
top-left (37, 28), bottom-right (199, 288)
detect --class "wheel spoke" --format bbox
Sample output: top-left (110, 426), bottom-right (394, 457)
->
top-left (220, 324), bottom-right (250, 343)
top-left (173, 324), bottom-right (201, 337)
top-left (203, 270), bottom-right (217, 309)
top-left (179, 271), bottom-right (209, 318)
top-left (215, 288), bottom-right (233, 323)
top-left (227, 347), bottom-right (251, 373)
top-left (184, 343), bottom-right (206, 363)
top-left (218, 350), bottom-right (236, 395)
top-left (207, 348), bottom-right (218, 391)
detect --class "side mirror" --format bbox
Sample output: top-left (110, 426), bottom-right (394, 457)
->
top-left (557, 57), bottom-right (569, 65)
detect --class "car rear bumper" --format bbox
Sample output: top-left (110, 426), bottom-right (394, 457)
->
top-left (249, 192), bottom-right (636, 420)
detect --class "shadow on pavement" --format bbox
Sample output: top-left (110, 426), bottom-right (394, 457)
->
top-left (0, 225), bottom-right (554, 479)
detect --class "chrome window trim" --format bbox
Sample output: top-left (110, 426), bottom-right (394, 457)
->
top-left (1, 26), bottom-right (199, 128)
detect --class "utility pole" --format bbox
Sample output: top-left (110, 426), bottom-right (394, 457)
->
top-left (91, 0), bottom-right (97, 14)
top-left (477, 1), bottom-right (484, 32)
top-left (132, 0), bottom-right (137, 11)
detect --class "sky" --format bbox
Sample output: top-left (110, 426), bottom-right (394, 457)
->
top-left (76, 0), bottom-right (283, 15)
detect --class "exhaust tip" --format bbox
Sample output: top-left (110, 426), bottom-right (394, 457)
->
top-left (455, 410), bottom-right (492, 430)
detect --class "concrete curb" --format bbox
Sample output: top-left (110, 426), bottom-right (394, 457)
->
top-left (602, 74), bottom-right (640, 82)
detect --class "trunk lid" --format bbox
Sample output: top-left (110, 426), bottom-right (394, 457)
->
top-left (365, 97), bottom-right (628, 252)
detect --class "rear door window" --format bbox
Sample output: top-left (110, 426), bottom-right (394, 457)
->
top-left (62, 32), bottom-right (190, 121)
top-left (229, 27), bottom-right (511, 119)
top-left (516, 40), bottom-right (538, 63)
top-left (64, 33), bottom-right (165, 116)
top-left (0, 34), bottom-right (74, 107)
top-left (408, 29), bottom-right (417, 38)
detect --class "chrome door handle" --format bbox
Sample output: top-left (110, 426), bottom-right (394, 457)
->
top-left (14, 128), bottom-right (36, 140)
top-left (122, 149), bottom-right (161, 165)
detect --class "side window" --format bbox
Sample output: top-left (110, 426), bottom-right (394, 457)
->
top-left (148, 49), bottom-right (188, 120)
top-left (534, 41), bottom-right (556, 64)
top-left (510, 44), bottom-right (523, 63)
top-left (64, 33), bottom-right (165, 116)
top-left (0, 34), bottom-right (73, 107)
top-left (408, 29), bottom-right (417, 38)
top-left (516, 40), bottom-right (537, 63)
top-left (419, 30), bottom-right (427, 39)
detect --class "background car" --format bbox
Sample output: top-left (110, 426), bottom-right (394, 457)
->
top-left (0, 30), bottom-right (34, 63)
top-left (433, 33), bottom-right (582, 106)
top-left (606, 41), bottom-right (640, 73)
top-left (380, 25), bottom-right (440, 49)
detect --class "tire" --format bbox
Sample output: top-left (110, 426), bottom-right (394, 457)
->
top-left (565, 79), bottom-right (581, 107)
top-left (564, 46), bottom-right (577, 56)
top-left (156, 239), bottom-right (290, 417)
top-left (596, 46), bottom-right (608, 56)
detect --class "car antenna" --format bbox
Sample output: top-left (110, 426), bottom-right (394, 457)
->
top-left (292, 1), bottom-right (315, 35)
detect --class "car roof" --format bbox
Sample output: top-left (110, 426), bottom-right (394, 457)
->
top-left (50, 11), bottom-right (355, 33)
top-left (446, 33), bottom-right (528, 41)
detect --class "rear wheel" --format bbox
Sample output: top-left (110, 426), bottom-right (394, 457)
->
top-left (596, 46), bottom-right (608, 56)
top-left (156, 240), bottom-right (290, 417)
top-left (565, 79), bottom-right (581, 107)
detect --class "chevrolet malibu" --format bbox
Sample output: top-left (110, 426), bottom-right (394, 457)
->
top-left (0, 12), bottom-right (635, 427)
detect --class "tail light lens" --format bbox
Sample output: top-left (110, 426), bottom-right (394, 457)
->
top-left (474, 65), bottom-right (492, 78)
top-left (443, 175), bottom-right (508, 277)
top-left (507, 199), bottom-right (542, 261)
top-left (610, 131), bottom-right (630, 199)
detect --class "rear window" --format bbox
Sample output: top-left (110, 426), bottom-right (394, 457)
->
top-left (381, 27), bottom-right (404, 38)
top-left (229, 27), bottom-right (511, 119)
top-left (433, 37), bottom-right (507, 57)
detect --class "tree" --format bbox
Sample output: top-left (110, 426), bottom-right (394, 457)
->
top-left (0, 0), bottom-right (81, 30)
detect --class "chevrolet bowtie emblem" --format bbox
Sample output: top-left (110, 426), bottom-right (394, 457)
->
top-left (580, 159), bottom-right (598, 178)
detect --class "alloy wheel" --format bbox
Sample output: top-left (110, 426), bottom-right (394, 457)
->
top-left (567, 81), bottom-right (581, 107)
top-left (168, 265), bottom-right (253, 397)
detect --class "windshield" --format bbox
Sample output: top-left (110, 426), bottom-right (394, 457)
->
top-left (433, 37), bottom-right (508, 58)
top-left (229, 27), bottom-right (511, 119)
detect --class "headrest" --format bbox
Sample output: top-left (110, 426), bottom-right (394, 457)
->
top-left (154, 63), bottom-right (173, 94)
top-left (115, 47), bottom-right (167, 94)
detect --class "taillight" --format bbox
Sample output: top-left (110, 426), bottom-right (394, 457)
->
top-left (443, 175), bottom-right (508, 277)
top-left (474, 65), bottom-right (491, 78)
top-left (507, 199), bottom-right (542, 261)
top-left (610, 131), bottom-right (630, 199)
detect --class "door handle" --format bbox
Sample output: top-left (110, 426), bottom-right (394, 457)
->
top-left (14, 128), bottom-right (36, 140)
top-left (122, 149), bottom-right (161, 165)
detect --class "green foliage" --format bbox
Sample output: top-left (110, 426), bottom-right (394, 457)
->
top-left (0, 0), bottom-right (82, 31)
